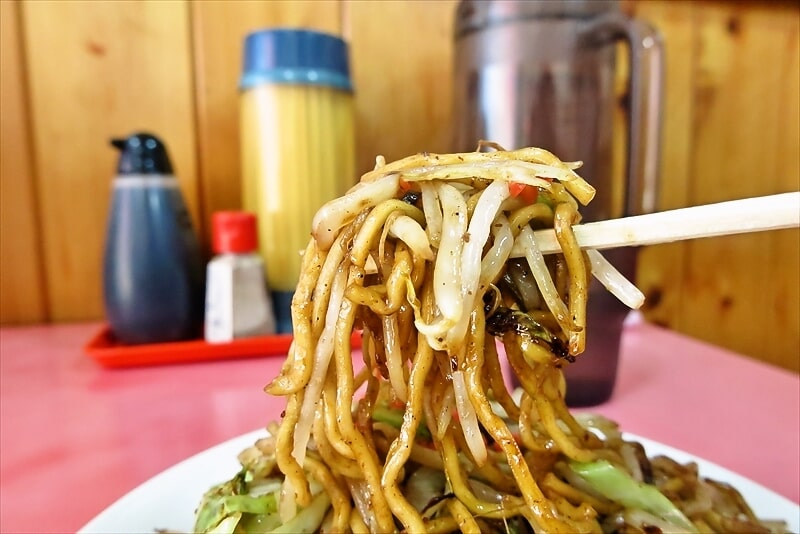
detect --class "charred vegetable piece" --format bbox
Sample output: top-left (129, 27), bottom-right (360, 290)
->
top-left (487, 306), bottom-right (570, 360)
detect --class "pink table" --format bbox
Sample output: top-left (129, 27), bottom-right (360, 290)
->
top-left (1, 317), bottom-right (798, 532)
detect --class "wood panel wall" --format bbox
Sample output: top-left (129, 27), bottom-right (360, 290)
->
top-left (1, 0), bottom-right (797, 372)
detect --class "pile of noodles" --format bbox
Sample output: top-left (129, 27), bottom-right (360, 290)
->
top-left (194, 144), bottom-right (789, 534)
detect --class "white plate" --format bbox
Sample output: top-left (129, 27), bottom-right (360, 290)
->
top-left (79, 430), bottom-right (800, 533)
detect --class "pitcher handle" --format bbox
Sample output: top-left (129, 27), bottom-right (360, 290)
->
top-left (583, 15), bottom-right (665, 216)
top-left (623, 18), bottom-right (664, 216)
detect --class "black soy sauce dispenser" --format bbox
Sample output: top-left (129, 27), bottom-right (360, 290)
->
top-left (103, 132), bottom-right (205, 344)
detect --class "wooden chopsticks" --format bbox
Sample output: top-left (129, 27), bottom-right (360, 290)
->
top-left (511, 191), bottom-right (800, 256)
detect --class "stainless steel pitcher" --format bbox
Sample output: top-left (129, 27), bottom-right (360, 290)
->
top-left (453, 0), bottom-right (664, 406)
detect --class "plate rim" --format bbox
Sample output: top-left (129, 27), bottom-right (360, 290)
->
top-left (78, 429), bottom-right (800, 533)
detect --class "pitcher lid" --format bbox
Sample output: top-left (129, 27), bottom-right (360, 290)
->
top-left (455, 0), bottom-right (620, 37)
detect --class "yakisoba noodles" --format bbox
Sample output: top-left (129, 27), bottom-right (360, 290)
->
top-left (194, 144), bottom-right (789, 533)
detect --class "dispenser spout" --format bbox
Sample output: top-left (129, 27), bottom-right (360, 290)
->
top-left (109, 132), bottom-right (173, 175)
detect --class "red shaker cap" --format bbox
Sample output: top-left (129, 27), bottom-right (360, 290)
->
top-left (212, 211), bottom-right (259, 253)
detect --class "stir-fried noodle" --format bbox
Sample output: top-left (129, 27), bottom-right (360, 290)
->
top-left (194, 144), bottom-right (789, 534)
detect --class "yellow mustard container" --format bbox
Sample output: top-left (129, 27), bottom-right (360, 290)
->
top-left (239, 28), bottom-right (355, 332)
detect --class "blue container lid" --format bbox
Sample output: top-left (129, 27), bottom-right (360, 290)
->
top-left (240, 28), bottom-right (353, 92)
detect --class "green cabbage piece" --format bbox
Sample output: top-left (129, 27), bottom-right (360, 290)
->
top-left (194, 469), bottom-right (331, 534)
top-left (266, 492), bottom-right (331, 534)
top-left (570, 459), bottom-right (698, 533)
top-left (373, 400), bottom-right (432, 440)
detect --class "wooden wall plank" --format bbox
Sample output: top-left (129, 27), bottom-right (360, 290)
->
top-left (191, 0), bottom-right (343, 242)
top-left (768, 3), bottom-right (800, 372)
top-left (626, 0), bottom-right (695, 329)
top-left (21, 0), bottom-right (200, 321)
top-left (0, 0), bottom-right (48, 324)
top-left (346, 0), bottom-right (458, 175)
top-left (680, 1), bottom-right (799, 371)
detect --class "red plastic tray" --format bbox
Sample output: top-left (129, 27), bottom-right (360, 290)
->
top-left (84, 325), bottom-right (361, 369)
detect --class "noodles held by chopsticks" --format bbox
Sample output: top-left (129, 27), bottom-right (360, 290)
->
top-left (194, 144), bottom-right (789, 534)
